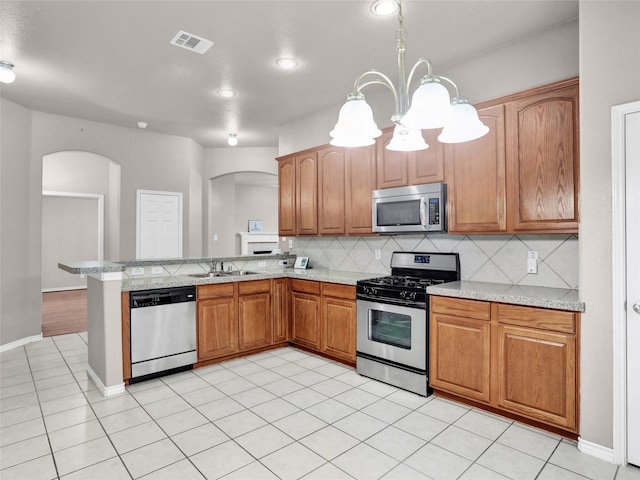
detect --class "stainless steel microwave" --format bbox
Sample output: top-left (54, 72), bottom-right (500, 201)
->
top-left (372, 183), bottom-right (447, 234)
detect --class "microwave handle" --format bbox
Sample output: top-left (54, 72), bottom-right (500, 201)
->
top-left (420, 196), bottom-right (427, 227)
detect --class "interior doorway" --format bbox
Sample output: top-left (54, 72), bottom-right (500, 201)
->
top-left (613, 100), bottom-right (640, 466)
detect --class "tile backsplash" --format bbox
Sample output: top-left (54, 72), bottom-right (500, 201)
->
top-left (293, 234), bottom-right (578, 289)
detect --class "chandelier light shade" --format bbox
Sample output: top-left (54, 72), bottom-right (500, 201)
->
top-left (386, 125), bottom-right (428, 151)
top-left (329, 93), bottom-right (381, 147)
top-left (330, 0), bottom-right (488, 151)
top-left (438, 98), bottom-right (490, 144)
top-left (0, 61), bottom-right (16, 84)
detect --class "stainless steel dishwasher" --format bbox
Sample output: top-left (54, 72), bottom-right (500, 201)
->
top-left (129, 286), bottom-right (196, 382)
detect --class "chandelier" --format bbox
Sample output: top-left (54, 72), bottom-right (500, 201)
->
top-left (329, 0), bottom-right (489, 151)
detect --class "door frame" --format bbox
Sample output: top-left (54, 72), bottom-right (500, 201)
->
top-left (612, 100), bottom-right (640, 465)
top-left (136, 189), bottom-right (183, 259)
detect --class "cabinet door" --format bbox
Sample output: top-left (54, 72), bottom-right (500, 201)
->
top-left (445, 104), bottom-right (507, 233)
top-left (429, 311), bottom-right (491, 403)
top-left (272, 278), bottom-right (289, 343)
top-left (506, 82), bottom-right (579, 233)
top-left (197, 296), bottom-right (237, 360)
top-left (318, 146), bottom-right (345, 235)
top-left (376, 129), bottom-right (409, 189)
top-left (346, 145), bottom-right (376, 235)
top-left (291, 291), bottom-right (320, 350)
top-left (497, 324), bottom-right (577, 431)
top-left (238, 292), bottom-right (272, 351)
top-left (278, 157), bottom-right (296, 236)
top-left (296, 153), bottom-right (318, 235)
top-left (322, 296), bottom-right (356, 362)
top-left (409, 130), bottom-right (444, 185)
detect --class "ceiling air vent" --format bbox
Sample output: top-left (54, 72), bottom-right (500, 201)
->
top-left (170, 30), bottom-right (213, 54)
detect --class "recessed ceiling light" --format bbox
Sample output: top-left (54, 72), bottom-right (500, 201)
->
top-left (276, 57), bottom-right (298, 70)
top-left (227, 133), bottom-right (238, 146)
top-left (137, 121), bottom-right (148, 129)
top-left (217, 88), bottom-right (236, 98)
top-left (370, 0), bottom-right (398, 16)
top-left (0, 61), bottom-right (16, 84)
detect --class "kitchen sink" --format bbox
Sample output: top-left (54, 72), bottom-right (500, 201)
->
top-left (185, 270), bottom-right (258, 278)
top-left (223, 270), bottom-right (258, 276)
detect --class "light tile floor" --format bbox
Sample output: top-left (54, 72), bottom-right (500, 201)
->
top-left (1, 333), bottom-right (639, 480)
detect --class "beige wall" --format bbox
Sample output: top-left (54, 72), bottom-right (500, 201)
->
top-left (579, 0), bottom-right (640, 449)
top-left (0, 98), bottom-right (41, 345)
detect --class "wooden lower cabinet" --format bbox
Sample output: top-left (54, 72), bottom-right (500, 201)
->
top-left (291, 280), bottom-right (321, 350)
top-left (197, 284), bottom-right (237, 360)
top-left (321, 283), bottom-right (356, 363)
top-left (430, 295), bottom-right (579, 434)
top-left (430, 298), bottom-right (491, 403)
top-left (238, 280), bottom-right (272, 351)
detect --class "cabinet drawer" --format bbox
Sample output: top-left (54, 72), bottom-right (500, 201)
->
top-left (322, 283), bottom-right (355, 300)
top-left (430, 296), bottom-right (491, 321)
top-left (497, 303), bottom-right (576, 334)
top-left (291, 279), bottom-right (321, 295)
top-left (238, 279), bottom-right (271, 295)
top-left (198, 283), bottom-right (235, 299)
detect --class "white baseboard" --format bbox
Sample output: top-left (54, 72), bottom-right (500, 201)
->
top-left (578, 437), bottom-right (616, 464)
top-left (87, 365), bottom-right (126, 398)
top-left (0, 334), bottom-right (43, 353)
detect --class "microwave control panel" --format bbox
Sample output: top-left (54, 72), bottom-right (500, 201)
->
top-left (428, 197), bottom-right (440, 225)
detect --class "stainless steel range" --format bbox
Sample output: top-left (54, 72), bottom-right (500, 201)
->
top-left (356, 252), bottom-right (460, 396)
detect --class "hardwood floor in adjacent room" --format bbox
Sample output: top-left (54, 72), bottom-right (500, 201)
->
top-left (42, 289), bottom-right (87, 337)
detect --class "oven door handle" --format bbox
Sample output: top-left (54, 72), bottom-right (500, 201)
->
top-left (356, 294), bottom-right (426, 309)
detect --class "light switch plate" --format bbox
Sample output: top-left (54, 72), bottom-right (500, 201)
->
top-left (258, 261), bottom-right (267, 268)
top-left (374, 248), bottom-right (381, 260)
top-left (151, 266), bottom-right (163, 275)
top-left (132, 267), bottom-right (145, 276)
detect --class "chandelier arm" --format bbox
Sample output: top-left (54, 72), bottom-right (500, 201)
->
top-left (405, 58), bottom-right (433, 92)
top-left (353, 70), bottom-right (400, 114)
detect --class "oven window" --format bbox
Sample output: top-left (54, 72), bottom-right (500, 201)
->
top-left (369, 310), bottom-right (411, 349)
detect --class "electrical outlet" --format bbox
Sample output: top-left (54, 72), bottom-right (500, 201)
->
top-left (288, 239), bottom-right (293, 248)
top-left (258, 261), bottom-right (267, 268)
top-left (527, 250), bottom-right (538, 274)
top-left (374, 248), bottom-right (382, 260)
top-left (132, 267), bottom-right (145, 276)
top-left (151, 266), bottom-right (163, 275)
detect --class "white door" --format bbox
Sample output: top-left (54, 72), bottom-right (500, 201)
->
top-left (626, 110), bottom-right (640, 467)
top-left (136, 190), bottom-right (183, 259)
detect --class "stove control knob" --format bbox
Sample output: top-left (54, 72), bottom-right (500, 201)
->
top-left (410, 292), bottom-right (417, 300)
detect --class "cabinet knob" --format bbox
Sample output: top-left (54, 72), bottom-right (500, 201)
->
top-left (633, 303), bottom-right (640, 315)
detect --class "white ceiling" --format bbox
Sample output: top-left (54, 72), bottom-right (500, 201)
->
top-left (0, 1), bottom-right (578, 148)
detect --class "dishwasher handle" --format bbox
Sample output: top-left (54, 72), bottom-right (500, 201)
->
top-left (130, 286), bottom-right (196, 309)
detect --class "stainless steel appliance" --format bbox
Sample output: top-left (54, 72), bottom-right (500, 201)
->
top-left (129, 286), bottom-right (196, 382)
top-left (372, 183), bottom-right (447, 234)
top-left (356, 252), bottom-right (460, 396)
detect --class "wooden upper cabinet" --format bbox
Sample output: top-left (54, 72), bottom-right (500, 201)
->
top-left (278, 157), bottom-right (296, 236)
top-left (345, 145), bottom-right (376, 235)
top-left (295, 152), bottom-right (318, 235)
top-left (318, 146), bottom-right (346, 235)
top-left (445, 104), bottom-right (507, 233)
top-left (376, 129), bottom-right (409, 189)
top-left (506, 81), bottom-right (579, 233)
top-left (409, 129), bottom-right (445, 185)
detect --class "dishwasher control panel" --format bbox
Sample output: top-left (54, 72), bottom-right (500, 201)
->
top-left (131, 286), bottom-right (195, 308)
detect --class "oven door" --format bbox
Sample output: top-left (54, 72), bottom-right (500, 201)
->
top-left (356, 299), bottom-right (427, 371)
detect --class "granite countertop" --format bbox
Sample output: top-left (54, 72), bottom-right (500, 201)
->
top-left (122, 268), bottom-right (374, 291)
top-left (427, 280), bottom-right (584, 313)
